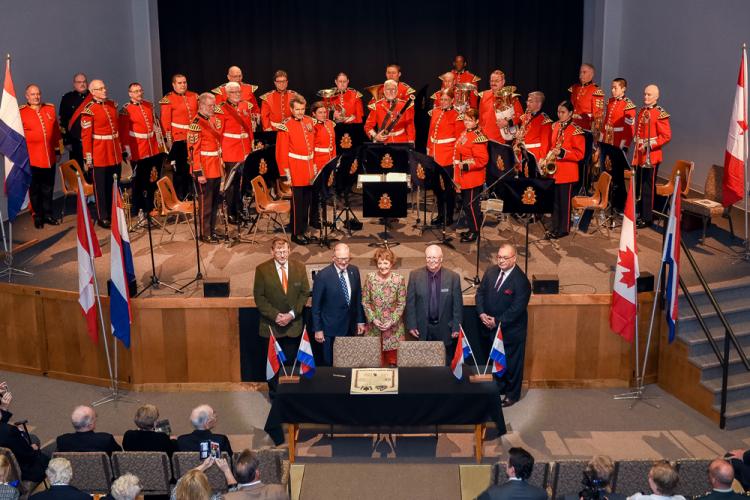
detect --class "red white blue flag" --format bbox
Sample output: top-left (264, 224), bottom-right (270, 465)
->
top-left (110, 179), bottom-right (135, 348)
top-left (0, 57), bottom-right (31, 222)
top-left (450, 326), bottom-right (472, 380)
top-left (661, 177), bottom-right (681, 343)
top-left (266, 332), bottom-right (286, 380)
top-left (296, 327), bottom-right (316, 378)
top-left (77, 176), bottom-right (102, 344)
top-left (489, 324), bottom-right (507, 377)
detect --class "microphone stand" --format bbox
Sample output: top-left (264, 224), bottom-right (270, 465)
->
top-left (180, 146), bottom-right (205, 291)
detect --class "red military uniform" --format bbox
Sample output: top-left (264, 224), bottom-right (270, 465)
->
top-left (217, 100), bottom-right (254, 163)
top-left (367, 81), bottom-right (414, 104)
top-left (548, 120), bottom-right (585, 237)
top-left (260, 90), bottom-right (298, 131)
top-left (212, 82), bottom-right (260, 120)
top-left (518, 111), bottom-right (553, 162)
top-left (601, 96), bottom-right (636, 149)
top-left (633, 105), bottom-right (671, 224)
top-left (159, 91), bottom-right (198, 142)
top-left (188, 109), bottom-right (224, 240)
top-left (430, 88), bottom-right (479, 111)
top-left (453, 127), bottom-right (489, 237)
top-left (323, 88), bottom-right (364, 124)
top-left (451, 69), bottom-right (481, 85)
top-left (313, 119), bottom-right (336, 169)
top-left (569, 82), bottom-right (605, 131)
top-left (276, 116), bottom-right (316, 238)
top-left (119, 100), bottom-right (160, 161)
top-left (81, 98), bottom-right (122, 224)
top-left (478, 88), bottom-right (524, 144)
top-left (364, 98), bottom-right (416, 144)
top-left (427, 107), bottom-right (464, 167)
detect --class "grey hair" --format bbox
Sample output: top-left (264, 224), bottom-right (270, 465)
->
top-left (71, 405), bottom-right (94, 431)
top-left (225, 81), bottom-right (241, 91)
top-left (111, 473), bottom-right (142, 500)
top-left (46, 458), bottom-right (73, 485)
top-left (190, 405), bottom-right (213, 429)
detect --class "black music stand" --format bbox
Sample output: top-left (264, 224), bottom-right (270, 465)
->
top-left (598, 142), bottom-right (630, 213)
top-left (486, 141), bottom-right (518, 193)
top-left (253, 130), bottom-right (277, 149)
top-left (312, 156), bottom-right (340, 248)
top-left (329, 123), bottom-right (367, 233)
top-left (361, 143), bottom-right (411, 174)
top-left (362, 178), bottom-right (408, 248)
top-left (408, 150), bottom-right (437, 232)
top-left (496, 178), bottom-right (554, 273)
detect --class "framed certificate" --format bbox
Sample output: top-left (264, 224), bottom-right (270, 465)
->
top-left (350, 368), bottom-right (399, 394)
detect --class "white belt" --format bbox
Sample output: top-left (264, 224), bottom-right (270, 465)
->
top-left (314, 147), bottom-right (333, 153)
top-left (612, 127), bottom-right (624, 132)
top-left (93, 133), bottom-right (118, 140)
top-left (288, 152), bottom-right (314, 160)
top-left (431, 137), bottom-right (455, 144)
top-left (389, 129), bottom-right (404, 137)
top-left (223, 132), bottom-right (249, 139)
top-left (129, 131), bottom-right (154, 139)
top-left (171, 122), bottom-right (189, 130)
top-left (271, 121), bottom-right (283, 129)
top-left (200, 151), bottom-right (220, 157)
top-left (525, 142), bottom-right (541, 149)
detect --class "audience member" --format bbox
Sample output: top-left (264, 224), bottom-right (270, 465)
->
top-left (224, 449), bottom-right (289, 499)
top-left (0, 455), bottom-right (19, 500)
top-left (56, 406), bottom-right (122, 455)
top-left (558, 455), bottom-right (624, 500)
top-left (172, 464), bottom-right (231, 500)
top-left (106, 473), bottom-right (142, 500)
top-left (0, 390), bottom-right (48, 483)
top-left (122, 404), bottom-right (175, 454)
top-left (0, 383), bottom-right (13, 423)
top-left (477, 447), bottom-right (547, 500)
top-left (696, 459), bottom-right (745, 499)
top-left (30, 458), bottom-right (89, 500)
top-left (726, 448), bottom-right (750, 491)
top-left (627, 461), bottom-right (685, 500)
top-left (176, 405), bottom-right (233, 455)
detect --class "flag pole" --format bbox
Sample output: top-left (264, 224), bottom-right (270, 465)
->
top-left (460, 328), bottom-right (483, 374)
top-left (289, 334), bottom-right (300, 377)
top-left (743, 43), bottom-right (749, 259)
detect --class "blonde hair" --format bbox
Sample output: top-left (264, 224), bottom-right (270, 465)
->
top-left (174, 469), bottom-right (212, 500)
top-left (0, 455), bottom-right (10, 482)
top-left (133, 404), bottom-right (159, 430)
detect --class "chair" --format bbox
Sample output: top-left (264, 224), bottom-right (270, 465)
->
top-left (571, 172), bottom-right (612, 239)
top-left (682, 164), bottom-right (736, 243)
top-left (549, 460), bottom-right (589, 498)
top-left (675, 458), bottom-right (712, 498)
top-left (0, 446), bottom-right (36, 496)
top-left (52, 451), bottom-right (112, 494)
top-left (612, 459), bottom-right (654, 495)
top-left (655, 160), bottom-right (694, 226)
top-left (250, 176), bottom-right (290, 244)
top-left (275, 178), bottom-right (293, 200)
top-left (111, 451), bottom-right (171, 496)
top-left (492, 461), bottom-right (549, 493)
top-left (397, 341), bottom-right (445, 367)
top-left (332, 336), bottom-right (382, 368)
top-left (58, 159), bottom-right (94, 222)
top-left (172, 451), bottom-right (230, 493)
top-left (257, 448), bottom-right (290, 486)
top-left (156, 176), bottom-right (195, 244)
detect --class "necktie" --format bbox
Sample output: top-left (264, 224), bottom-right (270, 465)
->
top-left (495, 271), bottom-right (505, 292)
top-left (428, 273), bottom-right (438, 321)
top-left (281, 266), bottom-right (288, 293)
top-left (339, 270), bottom-right (350, 305)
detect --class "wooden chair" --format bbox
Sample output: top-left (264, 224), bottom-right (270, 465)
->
top-left (332, 336), bottom-right (382, 368)
top-left (655, 160), bottom-right (694, 224)
top-left (397, 341), bottom-right (446, 367)
top-left (111, 451), bottom-right (172, 496)
top-left (250, 175), bottom-right (290, 244)
top-left (156, 176), bottom-right (195, 244)
top-left (571, 172), bottom-right (612, 239)
top-left (58, 160), bottom-right (93, 222)
top-left (681, 164), bottom-right (736, 243)
top-left (52, 452), bottom-right (113, 494)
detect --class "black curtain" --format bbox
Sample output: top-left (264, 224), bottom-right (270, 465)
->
top-left (157, 0), bottom-right (583, 119)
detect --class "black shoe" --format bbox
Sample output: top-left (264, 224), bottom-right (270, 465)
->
top-left (636, 219), bottom-right (651, 229)
top-left (43, 216), bottom-right (61, 226)
top-left (33, 218), bottom-right (44, 229)
top-left (97, 220), bottom-right (111, 229)
top-left (310, 221), bottom-right (322, 230)
top-left (461, 231), bottom-right (478, 243)
top-left (431, 216), bottom-right (445, 226)
top-left (201, 235), bottom-right (219, 244)
top-left (446, 217), bottom-right (455, 226)
top-left (291, 235), bottom-right (309, 246)
top-left (227, 215), bottom-right (238, 225)
top-left (502, 398), bottom-right (517, 408)
top-left (306, 234), bottom-right (319, 242)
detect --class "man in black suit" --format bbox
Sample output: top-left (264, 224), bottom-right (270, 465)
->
top-left (405, 244), bottom-right (463, 363)
top-left (475, 243), bottom-right (531, 407)
top-left (30, 458), bottom-right (90, 500)
top-left (176, 404), bottom-right (233, 455)
top-left (478, 447), bottom-right (547, 500)
top-left (55, 406), bottom-right (121, 455)
top-left (311, 243), bottom-right (365, 366)
top-left (697, 459), bottom-right (746, 500)
top-left (0, 382), bottom-right (48, 483)
top-left (727, 447), bottom-right (750, 491)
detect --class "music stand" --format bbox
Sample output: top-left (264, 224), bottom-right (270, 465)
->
top-left (330, 124), bottom-right (367, 234)
top-left (312, 156), bottom-right (340, 248)
top-left (361, 143), bottom-right (411, 174)
top-left (408, 149), bottom-right (438, 233)
top-left (486, 141), bottom-right (518, 194)
top-left (360, 174), bottom-right (409, 248)
top-left (598, 142), bottom-right (630, 213)
top-left (496, 178), bottom-right (555, 274)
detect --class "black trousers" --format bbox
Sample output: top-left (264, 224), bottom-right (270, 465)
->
top-left (92, 164), bottom-right (121, 222)
top-left (310, 188), bottom-right (321, 226)
top-left (433, 168), bottom-right (455, 222)
top-left (501, 339), bottom-right (527, 402)
top-left (636, 163), bottom-right (660, 223)
top-left (132, 154), bottom-right (163, 215)
top-left (290, 185), bottom-right (312, 236)
top-left (197, 177), bottom-right (221, 238)
top-left (461, 185), bottom-right (483, 232)
top-left (267, 335), bottom-right (299, 397)
top-left (30, 166), bottom-right (56, 221)
top-left (223, 161), bottom-right (242, 218)
top-left (551, 182), bottom-right (573, 235)
top-left (169, 140), bottom-right (190, 200)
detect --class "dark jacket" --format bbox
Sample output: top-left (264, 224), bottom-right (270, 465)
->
top-left (311, 264), bottom-right (365, 337)
top-left (0, 422), bottom-right (48, 482)
top-left (30, 484), bottom-right (90, 500)
top-left (55, 430), bottom-right (122, 455)
top-left (176, 429), bottom-right (233, 456)
top-left (696, 490), bottom-right (748, 500)
top-left (478, 479), bottom-right (548, 500)
top-left (405, 267), bottom-right (463, 345)
top-left (122, 429), bottom-right (176, 454)
top-left (475, 265), bottom-right (531, 343)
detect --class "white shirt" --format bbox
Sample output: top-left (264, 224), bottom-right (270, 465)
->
top-left (494, 265), bottom-right (516, 290)
top-left (274, 260), bottom-right (294, 318)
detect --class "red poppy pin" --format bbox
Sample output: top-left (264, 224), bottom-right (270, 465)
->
top-left (504, 289), bottom-right (513, 295)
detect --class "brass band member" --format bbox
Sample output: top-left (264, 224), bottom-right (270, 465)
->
top-left (601, 78), bottom-right (636, 151)
top-left (478, 70), bottom-right (523, 144)
top-left (311, 100), bottom-right (337, 230)
top-left (188, 93), bottom-right (224, 243)
top-left (260, 70), bottom-right (298, 132)
top-left (429, 72), bottom-right (455, 107)
top-left (451, 55), bottom-right (481, 85)
top-left (364, 80), bottom-right (415, 144)
top-left (367, 64), bottom-right (415, 104)
top-left (453, 109), bottom-right (489, 243)
top-left (544, 101), bottom-right (585, 239)
top-left (568, 63), bottom-right (605, 131)
top-left (516, 91), bottom-right (553, 167)
top-left (211, 65), bottom-right (260, 127)
top-left (159, 74), bottom-right (198, 200)
top-left (324, 72), bottom-right (364, 124)
top-left (633, 84), bottom-right (671, 228)
top-left (427, 89), bottom-right (464, 226)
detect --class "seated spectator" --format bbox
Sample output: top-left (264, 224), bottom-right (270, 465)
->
top-left (30, 457), bottom-right (89, 500)
top-left (627, 461), bottom-right (685, 500)
top-left (0, 382), bottom-right (13, 423)
top-left (225, 449), bottom-right (289, 500)
top-left (172, 460), bottom-right (236, 500)
top-left (559, 455), bottom-right (625, 500)
top-left (176, 405), bottom-right (233, 456)
top-left (122, 404), bottom-right (175, 454)
top-left (0, 455), bottom-right (19, 500)
top-left (0, 401), bottom-right (48, 483)
top-left (56, 405), bottom-right (122, 454)
top-left (726, 448), bottom-right (750, 491)
top-left (478, 447), bottom-right (547, 500)
top-left (696, 459), bottom-right (746, 499)
top-left (105, 473), bottom-right (142, 500)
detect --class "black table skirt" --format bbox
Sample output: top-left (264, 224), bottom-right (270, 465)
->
top-left (264, 367), bottom-right (506, 445)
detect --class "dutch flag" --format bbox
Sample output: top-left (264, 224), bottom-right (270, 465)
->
top-left (296, 327), bottom-right (316, 378)
top-left (450, 327), bottom-right (472, 380)
top-left (490, 324), bottom-right (507, 377)
top-left (662, 176), bottom-right (681, 343)
top-left (110, 179), bottom-right (135, 348)
top-left (266, 332), bottom-right (286, 381)
top-left (0, 56), bottom-right (31, 222)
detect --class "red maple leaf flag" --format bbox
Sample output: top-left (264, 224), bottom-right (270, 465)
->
top-left (610, 175), bottom-right (640, 342)
top-left (723, 46), bottom-right (747, 207)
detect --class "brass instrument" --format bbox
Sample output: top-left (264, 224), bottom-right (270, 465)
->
top-left (364, 83), bottom-right (383, 101)
top-left (153, 109), bottom-right (170, 154)
top-left (539, 121), bottom-right (569, 177)
top-left (377, 95), bottom-right (415, 140)
top-left (494, 85), bottom-right (520, 141)
top-left (512, 112), bottom-right (532, 166)
top-left (454, 82), bottom-right (477, 113)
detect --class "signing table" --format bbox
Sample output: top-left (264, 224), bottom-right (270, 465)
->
top-left (263, 367), bottom-right (506, 463)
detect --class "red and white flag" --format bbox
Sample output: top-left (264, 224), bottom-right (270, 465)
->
top-left (76, 177), bottom-right (102, 344)
top-left (610, 175), bottom-right (640, 342)
top-left (723, 46), bottom-right (748, 207)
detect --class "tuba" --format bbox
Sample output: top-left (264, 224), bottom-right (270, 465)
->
top-left (494, 86), bottom-right (519, 141)
top-left (364, 83), bottom-right (384, 102)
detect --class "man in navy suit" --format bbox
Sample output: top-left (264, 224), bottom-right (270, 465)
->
top-left (312, 243), bottom-right (365, 365)
top-left (475, 243), bottom-right (531, 407)
top-left (477, 447), bottom-right (547, 500)
top-left (30, 458), bottom-right (90, 500)
top-left (55, 405), bottom-right (122, 454)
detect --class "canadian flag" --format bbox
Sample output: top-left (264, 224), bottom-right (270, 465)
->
top-left (723, 46), bottom-right (748, 207)
top-left (610, 175), bottom-right (640, 342)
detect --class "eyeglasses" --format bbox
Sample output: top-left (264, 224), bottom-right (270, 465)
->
top-left (426, 256), bottom-right (442, 261)
top-left (91, 87), bottom-right (106, 91)
top-left (497, 255), bottom-right (515, 261)
top-left (334, 257), bottom-right (350, 262)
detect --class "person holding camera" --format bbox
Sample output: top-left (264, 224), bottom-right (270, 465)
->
top-left (0, 383), bottom-right (48, 484)
top-left (558, 456), bottom-right (624, 500)
top-left (453, 108), bottom-right (489, 243)
top-left (122, 404), bottom-right (175, 455)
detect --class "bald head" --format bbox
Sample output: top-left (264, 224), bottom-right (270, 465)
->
top-left (227, 66), bottom-right (243, 83)
top-left (71, 405), bottom-right (96, 432)
top-left (708, 459), bottom-right (734, 489)
top-left (644, 84), bottom-right (660, 106)
top-left (190, 404), bottom-right (216, 430)
top-left (89, 79), bottom-right (107, 101)
top-left (425, 245), bottom-right (443, 272)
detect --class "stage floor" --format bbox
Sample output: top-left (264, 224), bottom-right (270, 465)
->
top-left (3, 193), bottom-right (749, 297)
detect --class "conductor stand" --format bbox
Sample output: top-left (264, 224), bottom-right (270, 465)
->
top-left (223, 163), bottom-right (253, 248)
top-left (313, 157), bottom-right (340, 248)
top-left (179, 153), bottom-right (205, 292)
top-left (408, 150), bottom-right (436, 235)
top-left (360, 174), bottom-right (409, 248)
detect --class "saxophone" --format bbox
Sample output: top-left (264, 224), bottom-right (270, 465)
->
top-left (538, 121), bottom-right (568, 177)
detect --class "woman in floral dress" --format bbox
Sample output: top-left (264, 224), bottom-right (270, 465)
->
top-left (362, 248), bottom-right (407, 367)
